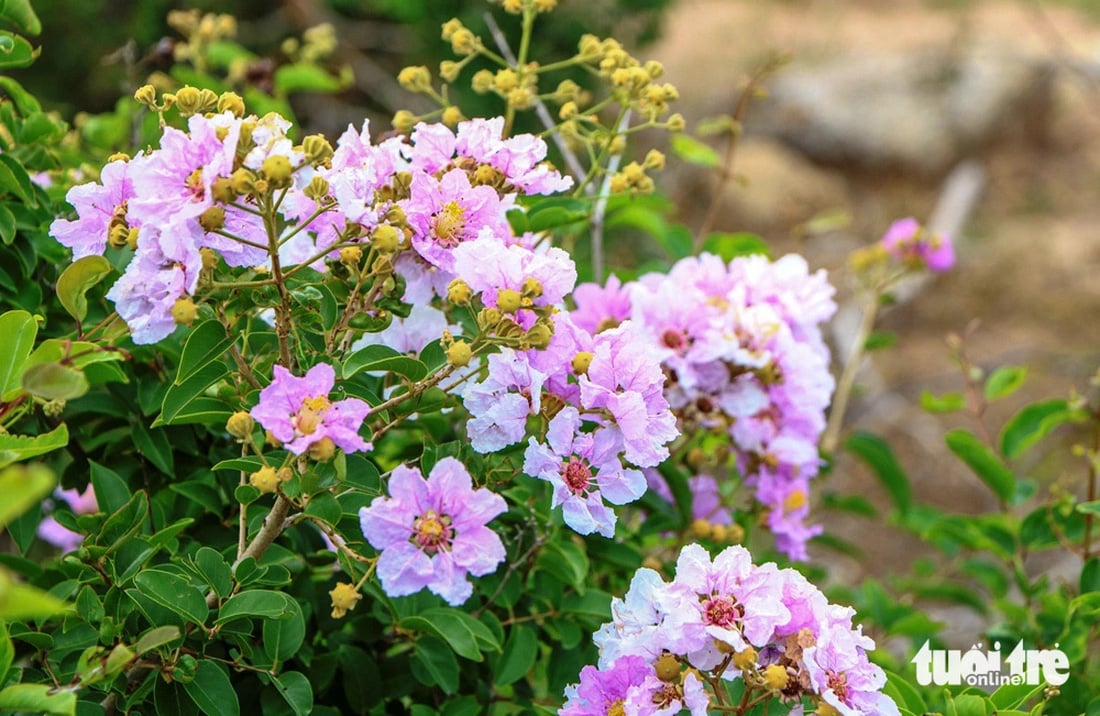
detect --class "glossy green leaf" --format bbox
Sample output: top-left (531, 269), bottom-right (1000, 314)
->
top-left (669, 133), bottom-right (719, 167)
top-left (0, 623), bottom-right (9, 686)
top-left (21, 361), bottom-right (88, 400)
top-left (0, 32), bottom-right (35, 71)
top-left (844, 431), bottom-right (911, 515)
top-left (919, 389), bottom-right (966, 413)
top-left (263, 599), bottom-right (304, 664)
top-left (0, 684), bottom-right (75, 715)
top-left (984, 365), bottom-right (1027, 401)
top-left (0, 0), bottom-right (41, 35)
top-left (175, 319), bottom-right (233, 385)
top-left (701, 231), bottom-right (770, 260)
top-left (89, 460), bottom-right (130, 514)
top-left (193, 547), bottom-right (232, 599)
top-left (159, 361), bottom-right (231, 426)
top-left (182, 660), bottom-right (239, 716)
top-left (344, 344), bottom-right (428, 382)
top-left (133, 626), bottom-right (182, 655)
top-left (0, 423), bottom-right (67, 469)
top-left (0, 150), bottom-right (36, 206)
top-left (216, 589), bottom-right (296, 623)
top-left (1000, 398), bottom-right (1081, 460)
top-left (946, 428), bottom-right (1016, 502)
top-left (133, 570), bottom-right (209, 626)
top-left (0, 204), bottom-right (14, 245)
top-left (56, 255), bottom-right (111, 323)
top-left (493, 624), bottom-right (537, 687)
top-left (271, 670), bottom-right (312, 716)
top-left (400, 607), bottom-right (499, 662)
top-left (412, 636), bottom-right (459, 694)
top-left (536, 540), bottom-right (589, 592)
top-left (0, 309), bottom-right (36, 398)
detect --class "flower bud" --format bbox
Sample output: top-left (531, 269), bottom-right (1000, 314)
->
top-left (199, 206), bottom-right (225, 232)
top-left (446, 340), bottom-right (473, 368)
top-left (309, 436), bottom-right (337, 461)
top-left (304, 175), bottom-right (330, 201)
top-left (710, 524), bottom-right (729, 542)
top-left (225, 411), bottom-right (254, 439)
top-left (340, 246), bottom-right (363, 266)
top-left (441, 18), bottom-right (464, 41)
top-left (301, 134), bottom-right (334, 163)
top-left (447, 278), bottom-right (472, 305)
top-left (690, 518), bottom-right (712, 539)
top-left (571, 351), bottom-right (594, 375)
top-left (762, 664), bottom-right (788, 692)
top-left (525, 322), bottom-right (553, 350)
top-left (212, 177), bottom-right (236, 204)
top-left (217, 91), bottom-right (245, 117)
top-left (171, 297), bottom-right (198, 326)
top-left (667, 113), bottom-right (686, 132)
top-left (732, 646), bottom-right (757, 670)
top-left (108, 223), bottom-right (130, 249)
top-left (43, 399), bottom-right (65, 418)
top-left (496, 288), bottom-right (522, 313)
top-left (329, 582), bottom-right (362, 619)
top-left (250, 466), bottom-right (279, 494)
top-left (439, 60), bottom-right (461, 83)
top-left (392, 110), bottom-right (416, 134)
top-left (644, 149), bottom-right (666, 171)
top-left (535, 0), bottom-right (557, 11)
top-left (172, 86), bottom-right (204, 117)
top-left (645, 60), bottom-right (665, 78)
top-left (441, 105), bottom-right (463, 128)
top-left (493, 69), bottom-right (519, 93)
top-left (261, 155), bottom-right (293, 187)
top-left (133, 84), bottom-right (157, 107)
top-left (654, 653), bottom-right (680, 682)
top-left (107, 152), bottom-right (131, 163)
top-left (398, 65), bottom-right (432, 93)
top-left (371, 223), bottom-right (402, 253)
top-left (125, 227), bottom-right (139, 251)
top-left (508, 87), bottom-right (534, 109)
top-left (230, 168), bottom-right (255, 195)
top-left (471, 69), bottom-right (494, 94)
top-left (502, 0), bottom-right (522, 13)
top-left (200, 248), bottom-right (218, 271)
top-left (477, 308), bottom-right (502, 331)
top-left (450, 28), bottom-right (477, 55)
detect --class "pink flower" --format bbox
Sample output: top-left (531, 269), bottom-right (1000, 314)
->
top-left (570, 274), bottom-right (633, 335)
top-left (452, 232), bottom-right (577, 321)
top-left (523, 408), bottom-right (646, 537)
top-left (359, 458), bottom-right (506, 605)
top-left (250, 363), bottom-right (371, 455)
top-left (624, 671), bottom-right (710, 716)
top-left (560, 655), bottom-right (652, 716)
top-left (462, 350), bottom-right (547, 453)
top-left (51, 159), bottom-right (136, 258)
top-left (37, 486), bottom-right (98, 552)
top-left (879, 217), bottom-right (954, 273)
top-left (803, 624), bottom-right (899, 716)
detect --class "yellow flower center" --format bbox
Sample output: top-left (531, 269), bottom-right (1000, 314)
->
top-left (432, 200), bottom-right (466, 247)
top-left (294, 396), bottom-right (331, 436)
top-left (412, 509), bottom-right (453, 553)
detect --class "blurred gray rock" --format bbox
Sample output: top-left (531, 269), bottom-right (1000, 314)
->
top-left (749, 47), bottom-right (1055, 176)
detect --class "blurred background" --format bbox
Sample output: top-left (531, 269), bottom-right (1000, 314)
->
top-left (18, 0), bottom-right (1100, 644)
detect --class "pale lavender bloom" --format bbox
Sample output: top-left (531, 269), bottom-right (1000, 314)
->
top-left (523, 408), bottom-right (646, 538)
top-left (392, 252), bottom-right (456, 304)
top-left (106, 221), bottom-right (203, 344)
top-left (462, 349), bottom-right (547, 453)
top-left (560, 655), bottom-right (651, 716)
top-left (403, 168), bottom-right (511, 272)
top-left (803, 624), bottom-right (899, 716)
top-left (452, 232), bottom-right (577, 317)
top-left (358, 458), bottom-right (506, 605)
top-left (250, 363), bottom-right (371, 455)
top-left (454, 118), bottom-right (572, 195)
top-left (37, 486), bottom-right (98, 552)
top-left (128, 112), bottom-right (241, 227)
top-left (879, 217), bottom-right (955, 273)
top-left (579, 323), bottom-right (679, 468)
top-left (645, 471), bottom-right (733, 526)
top-left (623, 670), bottom-right (710, 716)
top-left (408, 122), bottom-right (457, 174)
top-left (241, 112), bottom-right (303, 171)
top-left (351, 304), bottom-right (456, 355)
top-left (570, 274), bottom-right (633, 335)
top-left (593, 568), bottom-right (702, 668)
top-left (51, 159), bottom-right (136, 258)
top-left (202, 205), bottom-right (269, 267)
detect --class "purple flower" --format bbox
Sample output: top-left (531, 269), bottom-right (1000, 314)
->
top-left (452, 232), bottom-right (577, 319)
top-left (51, 158), bottom-right (136, 258)
top-left (454, 117), bottom-right (572, 195)
top-left (250, 363), bottom-right (371, 456)
top-left (803, 624), bottom-right (899, 716)
top-left (37, 486), bottom-right (98, 552)
top-left (879, 217), bottom-right (955, 273)
top-left (560, 655), bottom-right (651, 716)
top-left (624, 671), bottom-right (710, 716)
top-left (570, 274), bottom-right (633, 335)
top-left (523, 408), bottom-right (646, 537)
top-left (463, 349), bottom-right (547, 453)
top-left (359, 458), bottom-right (506, 605)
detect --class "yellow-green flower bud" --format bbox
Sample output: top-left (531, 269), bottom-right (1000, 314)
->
top-left (571, 351), bottom-right (594, 375)
top-left (439, 60), bottom-right (461, 83)
top-left (107, 152), bottom-right (131, 163)
top-left (301, 134), bottom-right (334, 163)
top-left (493, 69), bottom-right (519, 93)
top-left (108, 222), bottom-right (130, 249)
top-left (762, 664), bottom-right (788, 692)
top-left (171, 297), bottom-right (198, 326)
top-left (212, 177), bottom-right (236, 204)
top-left (217, 91), bottom-right (245, 117)
top-left (535, 0), bottom-right (557, 12)
top-left (471, 69), bottom-right (494, 95)
top-left (711, 524), bottom-right (729, 542)
top-left (309, 436), bottom-right (337, 462)
top-left (339, 246), bottom-right (363, 266)
top-left (609, 173), bottom-right (629, 194)
top-left (261, 155), bottom-right (293, 187)
top-left (667, 113), bottom-right (686, 132)
top-left (200, 248), bottom-right (218, 271)
top-left (441, 105), bottom-right (463, 128)
top-left (655, 654), bottom-right (680, 682)
top-left (225, 411), bottom-right (254, 439)
top-left (507, 87), bottom-right (533, 110)
top-left (691, 518), bottom-right (712, 539)
top-left (329, 582), bottom-right (362, 619)
top-left (644, 149), bottom-right (666, 171)
top-left (525, 322), bottom-right (553, 350)
top-left (441, 18), bottom-right (464, 41)
top-left (502, 0), bottom-right (522, 13)
top-left (521, 276), bottom-right (543, 298)
top-left (126, 226), bottom-right (139, 251)
top-left (173, 86), bottom-right (213, 117)
top-left (199, 206), bottom-right (225, 232)
top-left (371, 224), bottom-right (402, 253)
top-left (607, 134), bottom-right (626, 156)
top-left (446, 340), bottom-right (472, 368)
top-left (645, 60), bottom-right (665, 79)
top-left (733, 646), bottom-right (757, 670)
top-left (250, 466), bottom-right (279, 494)
top-left (230, 168), bottom-right (255, 195)
top-left (450, 28), bottom-right (477, 55)
top-left (133, 84), bottom-right (158, 107)
top-left (496, 288), bottom-right (522, 313)
top-left (392, 110), bottom-right (416, 134)
top-left (304, 175), bottom-right (330, 201)
top-left (559, 101), bottom-right (578, 120)
top-left (477, 308), bottom-right (502, 331)
top-left (728, 523), bottom-right (745, 543)
top-left (474, 164), bottom-right (498, 185)
top-left (43, 399), bottom-right (66, 418)
top-left (398, 65), bottom-right (432, 93)
top-left (447, 278), bottom-right (472, 305)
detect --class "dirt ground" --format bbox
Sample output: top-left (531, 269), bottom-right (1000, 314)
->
top-left (646, 0), bottom-right (1100, 641)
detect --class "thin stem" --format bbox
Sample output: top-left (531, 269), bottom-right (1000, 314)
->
top-left (821, 294), bottom-right (880, 455)
top-left (590, 109), bottom-right (631, 282)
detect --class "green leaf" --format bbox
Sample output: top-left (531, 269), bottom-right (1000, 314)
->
top-left (1077, 500), bottom-right (1100, 516)
top-left (0, 571), bottom-right (69, 619)
top-left (946, 428), bottom-right (1016, 502)
top-left (159, 361), bottom-right (231, 426)
top-left (21, 361), bottom-right (89, 400)
top-left (844, 431), bottom-right (911, 515)
top-left (493, 624), bottom-right (537, 687)
top-left (273, 62), bottom-right (347, 95)
top-left (984, 365), bottom-right (1027, 401)
top-left (990, 682), bottom-right (1045, 710)
top-left (133, 570), bottom-right (209, 626)
top-left (344, 344), bottom-right (428, 382)
top-left (1000, 398), bottom-right (1081, 460)
top-left (0, 153), bottom-right (36, 208)
top-left (0, 622), bottom-right (10, 685)
top-left (193, 547), bottom-right (232, 599)
top-left (216, 589), bottom-right (296, 623)
top-left (920, 389), bottom-right (966, 413)
top-left (0, 684), bottom-right (75, 715)
top-left (133, 626), bottom-right (182, 655)
top-left (0, 309), bottom-right (36, 398)
top-left (400, 607), bottom-right (499, 662)
top-left (182, 660), bottom-right (239, 716)
top-left (0, 32), bottom-right (35, 71)
top-left (0, 423), bottom-right (67, 469)
top-left (527, 205), bottom-right (588, 233)
top-left (56, 255), bottom-right (111, 323)
top-left (89, 460), bottom-right (130, 514)
top-left (132, 423), bottom-right (174, 476)
top-left (0, 463), bottom-right (52, 528)
top-left (271, 670), bottom-right (312, 716)
top-left (952, 694), bottom-right (989, 716)
top-left (701, 231), bottom-right (770, 260)
top-left (304, 491), bottom-right (341, 526)
top-left (0, 204), bottom-right (14, 245)
top-left (175, 320), bottom-right (233, 385)
top-left (0, 0), bottom-right (41, 36)
top-left (412, 636), bottom-right (459, 694)
top-left (263, 599), bottom-right (304, 664)
top-left (1081, 557), bottom-right (1100, 595)
top-left (669, 133), bottom-right (720, 168)
top-left (536, 540), bottom-right (589, 592)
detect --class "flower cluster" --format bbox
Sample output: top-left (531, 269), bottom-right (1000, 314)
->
top-left (359, 457), bottom-right (507, 605)
top-left (562, 543), bottom-right (900, 716)
top-left (571, 254), bottom-right (837, 559)
top-left (878, 217), bottom-right (954, 273)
